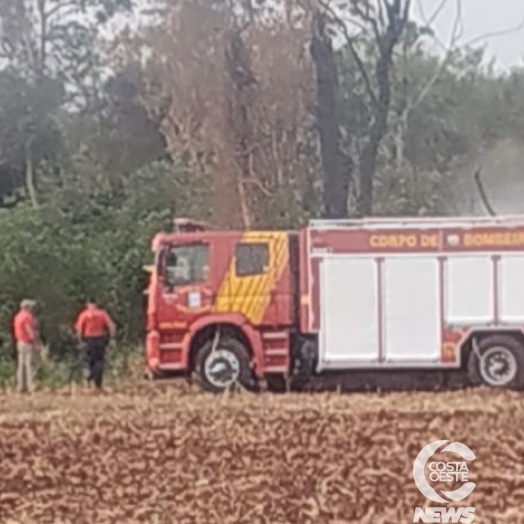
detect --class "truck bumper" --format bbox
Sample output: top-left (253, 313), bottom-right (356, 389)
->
top-left (146, 330), bottom-right (160, 371)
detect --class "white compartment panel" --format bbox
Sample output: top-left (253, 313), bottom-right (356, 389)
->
top-left (383, 257), bottom-right (440, 362)
top-left (319, 257), bottom-right (379, 363)
top-left (499, 255), bottom-right (524, 323)
top-left (445, 256), bottom-right (493, 324)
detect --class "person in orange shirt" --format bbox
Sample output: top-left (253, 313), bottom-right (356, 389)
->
top-left (74, 298), bottom-right (116, 390)
top-left (12, 299), bottom-right (38, 393)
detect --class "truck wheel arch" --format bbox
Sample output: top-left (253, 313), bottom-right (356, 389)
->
top-left (182, 315), bottom-right (265, 378)
top-left (459, 328), bottom-right (524, 367)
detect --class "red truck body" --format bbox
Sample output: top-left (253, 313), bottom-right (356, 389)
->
top-left (145, 216), bottom-right (524, 391)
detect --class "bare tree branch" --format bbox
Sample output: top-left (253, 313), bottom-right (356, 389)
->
top-left (417, 0), bottom-right (523, 53)
top-left (416, 0), bottom-right (463, 53)
top-left (356, 0), bottom-right (411, 215)
top-left (410, 0), bottom-right (462, 111)
top-left (393, 0), bottom-right (462, 173)
top-left (45, 0), bottom-right (79, 20)
top-left (474, 169), bottom-right (497, 217)
top-left (377, 0), bottom-right (386, 28)
top-left (320, 0), bottom-right (378, 106)
top-left (47, 6), bottom-right (80, 26)
top-left (416, 0), bottom-right (446, 27)
top-left (242, 177), bottom-right (273, 197)
top-left (352, 0), bottom-right (382, 42)
top-left (37, 0), bottom-right (47, 75)
top-left (345, 16), bottom-right (374, 35)
top-left (465, 14), bottom-right (524, 47)
top-left (402, 0), bottom-right (412, 27)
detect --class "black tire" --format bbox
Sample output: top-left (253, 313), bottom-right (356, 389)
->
top-left (467, 335), bottom-right (524, 390)
top-left (193, 336), bottom-right (256, 393)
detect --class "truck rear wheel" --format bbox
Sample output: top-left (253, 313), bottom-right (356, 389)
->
top-left (194, 336), bottom-right (256, 393)
top-left (468, 335), bottom-right (524, 390)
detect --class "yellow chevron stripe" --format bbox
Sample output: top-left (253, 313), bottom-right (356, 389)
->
top-left (225, 232), bottom-right (264, 315)
top-left (241, 232), bottom-right (277, 320)
top-left (213, 231), bottom-right (288, 324)
top-left (213, 231), bottom-right (252, 314)
top-left (244, 233), bottom-right (288, 323)
top-left (234, 232), bottom-right (273, 318)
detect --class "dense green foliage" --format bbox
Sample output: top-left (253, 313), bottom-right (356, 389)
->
top-left (0, 0), bottom-right (523, 371)
top-left (0, 158), bottom-right (209, 357)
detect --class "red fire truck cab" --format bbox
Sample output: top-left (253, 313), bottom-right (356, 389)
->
top-left (145, 216), bottom-right (524, 392)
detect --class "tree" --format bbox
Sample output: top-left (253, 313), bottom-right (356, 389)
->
top-left (311, 10), bottom-right (351, 219)
top-left (63, 64), bottom-right (168, 179)
top-left (0, 0), bottom-right (132, 207)
top-left (0, 155), bottom-right (210, 346)
top-left (136, 0), bottom-right (317, 229)
top-left (391, 2), bottom-right (462, 173)
top-left (0, 0), bottom-right (132, 89)
top-left (0, 69), bottom-right (63, 207)
top-left (321, 0), bottom-right (412, 217)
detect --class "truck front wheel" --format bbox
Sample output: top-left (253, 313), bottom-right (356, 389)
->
top-left (193, 337), bottom-right (256, 393)
top-left (468, 335), bottom-right (524, 390)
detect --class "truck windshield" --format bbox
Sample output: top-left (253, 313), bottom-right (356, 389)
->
top-left (165, 244), bottom-right (209, 287)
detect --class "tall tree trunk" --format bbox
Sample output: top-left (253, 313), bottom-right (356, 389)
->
top-left (311, 11), bottom-right (351, 220)
top-left (357, 34), bottom-right (395, 217)
top-left (37, 0), bottom-right (47, 77)
top-left (25, 139), bottom-right (38, 209)
top-left (236, 170), bottom-right (252, 229)
top-left (394, 110), bottom-right (408, 171)
top-left (225, 31), bottom-right (256, 229)
top-left (358, 106), bottom-right (389, 217)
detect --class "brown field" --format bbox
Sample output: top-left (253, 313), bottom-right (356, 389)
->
top-left (1, 381), bottom-right (524, 524)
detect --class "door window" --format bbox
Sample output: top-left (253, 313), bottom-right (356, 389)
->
top-left (235, 242), bottom-right (269, 277)
top-left (165, 244), bottom-right (209, 286)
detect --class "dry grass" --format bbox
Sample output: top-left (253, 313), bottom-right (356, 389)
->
top-left (1, 381), bottom-right (524, 523)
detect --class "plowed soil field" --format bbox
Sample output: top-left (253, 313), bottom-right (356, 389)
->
top-left (1, 382), bottom-right (524, 523)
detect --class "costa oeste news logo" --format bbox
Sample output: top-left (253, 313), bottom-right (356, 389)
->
top-left (413, 440), bottom-right (476, 523)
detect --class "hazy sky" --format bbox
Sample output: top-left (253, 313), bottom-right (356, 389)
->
top-left (124, 1), bottom-right (524, 69)
top-left (415, 0), bottom-right (524, 69)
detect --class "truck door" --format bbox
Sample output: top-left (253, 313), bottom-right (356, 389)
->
top-left (157, 242), bottom-right (214, 323)
top-left (216, 232), bottom-right (290, 326)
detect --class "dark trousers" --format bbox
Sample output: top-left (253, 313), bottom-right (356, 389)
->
top-left (83, 336), bottom-right (107, 388)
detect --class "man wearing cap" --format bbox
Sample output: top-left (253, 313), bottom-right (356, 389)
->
top-left (12, 299), bottom-right (38, 393)
top-left (74, 299), bottom-right (116, 390)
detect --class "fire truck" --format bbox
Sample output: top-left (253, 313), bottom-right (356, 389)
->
top-left (145, 215), bottom-right (524, 392)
